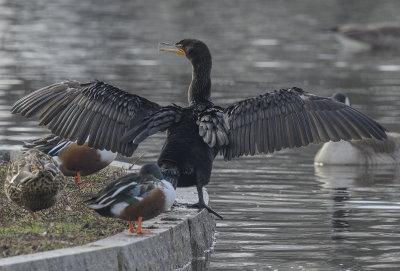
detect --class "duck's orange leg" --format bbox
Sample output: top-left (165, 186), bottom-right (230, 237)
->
top-left (30, 211), bottom-right (37, 220)
top-left (129, 221), bottom-right (135, 233)
top-left (135, 217), bottom-right (154, 234)
top-left (75, 172), bottom-right (95, 187)
top-left (74, 172), bottom-right (82, 184)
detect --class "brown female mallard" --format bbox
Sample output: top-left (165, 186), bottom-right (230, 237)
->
top-left (5, 149), bottom-right (66, 220)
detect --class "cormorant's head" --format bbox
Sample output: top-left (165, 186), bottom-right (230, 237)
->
top-left (159, 39), bottom-right (212, 104)
top-left (159, 39), bottom-right (211, 65)
top-left (139, 163), bottom-right (163, 180)
top-left (332, 92), bottom-right (351, 106)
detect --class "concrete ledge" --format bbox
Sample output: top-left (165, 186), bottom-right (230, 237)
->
top-left (0, 152), bottom-right (216, 271)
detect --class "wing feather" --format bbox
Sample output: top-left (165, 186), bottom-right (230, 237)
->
top-left (12, 81), bottom-right (161, 156)
top-left (219, 87), bottom-right (386, 160)
top-left (249, 121), bottom-right (256, 155)
top-left (275, 110), bottom-right (283, 151)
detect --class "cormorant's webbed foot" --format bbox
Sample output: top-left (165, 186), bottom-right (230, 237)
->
top-left (188, 201), bottom-right (223, 220)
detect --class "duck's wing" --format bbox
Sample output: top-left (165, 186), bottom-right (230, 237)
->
top-left (23, 134), bottom-right (67, 155)
top-left (7, 149), bottom-right (62, 185)
top-left (86, 173), bottom-right (139, 207)
top-left (12, 81), bottom-right (161, 156)
top-left (87, 173), bottom-right (156, 209)
top-left (197, 87), bottom-right (387, 160)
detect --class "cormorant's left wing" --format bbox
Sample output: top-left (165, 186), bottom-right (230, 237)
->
top-left (197, 87), bottom-right (387, 161)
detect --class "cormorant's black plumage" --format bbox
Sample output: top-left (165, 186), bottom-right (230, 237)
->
top-left (12, 39), bottom-right (387, 219)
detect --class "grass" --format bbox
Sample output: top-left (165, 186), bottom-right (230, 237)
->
top-left (0, 161), bottom-right (128, 258)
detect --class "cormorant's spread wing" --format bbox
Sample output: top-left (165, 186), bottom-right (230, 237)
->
top-left (120, 105), bottom-right (183, 145)
top-left (197, 107), bottom-right (229, 148)
top-left (203, 87), bottom-right (387, 160)
top-left (12, 81), bottom-right (161, 156)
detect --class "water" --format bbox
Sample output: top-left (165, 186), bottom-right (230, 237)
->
top-left (1, 0), bottom-right (400, 270)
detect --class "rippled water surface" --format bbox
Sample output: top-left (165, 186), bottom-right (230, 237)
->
top-left (1, 0), bottom-right (400, 270)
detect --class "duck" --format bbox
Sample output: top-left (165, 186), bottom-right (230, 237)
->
top-left (11, 39), bottom-right (387, 219)
top-left (5, 149), bottom-right (66, 220)
top-left (331, 22), bottom-right (400, 51)
top-left (87, 163), bottom-right (175, 234)
top-left (24, 134), bottom-right (117, 184)
top-left (314, 93), bottom-right (400, 165)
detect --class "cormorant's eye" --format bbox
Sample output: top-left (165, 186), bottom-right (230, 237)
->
top-left (176, 43), bottom-right (183, 49)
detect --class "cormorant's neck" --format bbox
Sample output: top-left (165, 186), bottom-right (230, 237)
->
top-left (188, 57), bottom-right (211, 105)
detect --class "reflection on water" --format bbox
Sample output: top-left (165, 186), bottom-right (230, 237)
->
top-left (210, 150), bottom-right (400, 270)
top-left (1, 0), bottom-right (400, 270)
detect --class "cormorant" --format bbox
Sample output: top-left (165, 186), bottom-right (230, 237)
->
top-left (12, 39), bottom-right (387, 219)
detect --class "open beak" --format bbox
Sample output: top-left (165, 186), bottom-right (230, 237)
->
top-left (158, 42), bottom-right (185, 56)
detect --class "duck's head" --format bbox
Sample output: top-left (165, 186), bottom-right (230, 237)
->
top-left (332, 92), bottom-right (351, 106)
top-left (139, 163), bottom-right (163, 180)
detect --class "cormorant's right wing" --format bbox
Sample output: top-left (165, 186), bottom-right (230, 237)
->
top-left (12, 81), bottom-right (161, 156)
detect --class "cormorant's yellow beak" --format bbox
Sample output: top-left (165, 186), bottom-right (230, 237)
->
top-left (158, 42), bottom-right (185, 56)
